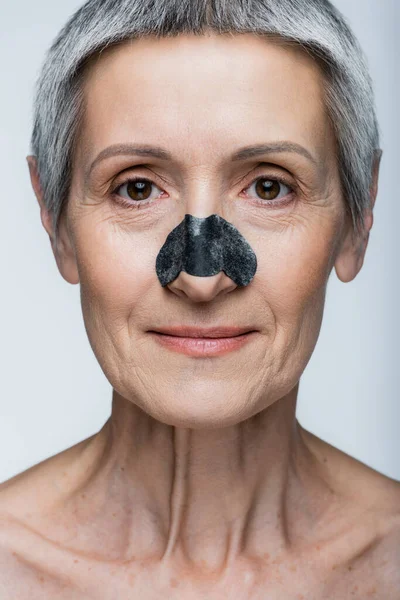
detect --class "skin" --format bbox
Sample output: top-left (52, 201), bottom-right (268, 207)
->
top-left (0, 32), bottom-right (399, 599)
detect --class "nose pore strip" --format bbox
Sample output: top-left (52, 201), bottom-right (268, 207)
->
top-left (155, 214), bottom-right (257, 287)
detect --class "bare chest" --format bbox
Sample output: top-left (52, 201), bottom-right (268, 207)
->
top-left (1, 547), bottom-right (395, 600)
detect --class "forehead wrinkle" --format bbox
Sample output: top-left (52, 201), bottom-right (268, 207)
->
top-left (78, 39), bottom-right (329, 178)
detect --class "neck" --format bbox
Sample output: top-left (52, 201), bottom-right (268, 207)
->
top-left (62, 383), bottom-right (334, 572)
top-left (35, 383), bottom-right (339, 580)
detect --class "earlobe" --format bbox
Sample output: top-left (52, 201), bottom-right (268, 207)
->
top-left (334, 211), bottom-right (374, 283)
top-left (26, 155), bottom-right (80, 285)
top-left (334, 220), bottom-right (365, 283)
top-left (53, 216), bottom-right (80, 285)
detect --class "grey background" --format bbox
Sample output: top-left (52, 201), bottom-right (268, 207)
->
top-left (0, 0), bottom-right (398, 483)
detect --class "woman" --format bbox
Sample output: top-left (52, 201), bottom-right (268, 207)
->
top-left (0, 0), bottom-right (399, 597)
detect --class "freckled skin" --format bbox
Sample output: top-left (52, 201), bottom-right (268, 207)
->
top-left (0, 32), bottom-right (399, 599)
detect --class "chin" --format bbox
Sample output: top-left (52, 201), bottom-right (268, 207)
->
top-left (121, 379), bottom-right (280, 430)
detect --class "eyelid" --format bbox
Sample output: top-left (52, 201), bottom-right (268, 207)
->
top-left (109, 166), bottom-right (299, 205)
top-left (111, 167), bottom-right (296, 191)
top-left (111, 168), bottom-right (170, 193)
top-left (109, 159), bottom-right (176, 204)
top-left (243, 173), bottom-right (294, 194)
top-left (111, 178), bottom-right (167, 209)
top-left (239, 164), bottom-right (297, 193)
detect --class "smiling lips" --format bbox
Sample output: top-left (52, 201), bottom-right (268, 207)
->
top-left (148, 326), bottom-right (257, 357)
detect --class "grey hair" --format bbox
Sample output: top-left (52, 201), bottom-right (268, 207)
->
top-left (30, 0), bottom-right (381, 245)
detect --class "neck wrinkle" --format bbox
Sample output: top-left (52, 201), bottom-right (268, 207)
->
top-left (62, 382), bottom-right (331, 572)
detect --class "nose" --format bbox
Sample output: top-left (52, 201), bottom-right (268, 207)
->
top-left (167, 271), bottom-right (237, 302)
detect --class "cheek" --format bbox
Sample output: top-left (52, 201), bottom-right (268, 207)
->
top-left (74, 221), bottom-right (157, 324)
top-left (258, 222), bottom-right (336, 326)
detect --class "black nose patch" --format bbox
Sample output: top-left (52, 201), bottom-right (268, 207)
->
top-left (155, 214), bottom-right (257, 287)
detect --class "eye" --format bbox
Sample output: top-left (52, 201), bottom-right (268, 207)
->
top-left (113, 177), bottom-right (166, 204)
top-left (243, 177), bottom-right (293, 203)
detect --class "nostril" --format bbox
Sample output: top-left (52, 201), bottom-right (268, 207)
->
top-left (166, 271), bottom-right (237, 301)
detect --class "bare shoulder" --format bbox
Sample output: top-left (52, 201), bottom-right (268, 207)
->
top-left (353, 508), bottom-right (400, 598)
top-left (0, 515), bottom-right (76, 600)
top-left (299, 425), bottom-right (400, 508)
top-left (0, 507), bottom-right (38, 599)
top-left (0, 436), bottom-right (100, 598)
top-left (373, 515), bottom-right (400, 593)
top-left (300, 426), bottom-right (400, 591)
top-left (0, 448), bottom-right (69, 589)
top-left (0, 433), bottom-right (99, 524)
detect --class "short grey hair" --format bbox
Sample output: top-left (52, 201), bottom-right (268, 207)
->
top-left (30, 0), bottom-right (381, 244)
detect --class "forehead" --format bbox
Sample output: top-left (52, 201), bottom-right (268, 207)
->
top-left (80, 33), bottom-right (333, 167)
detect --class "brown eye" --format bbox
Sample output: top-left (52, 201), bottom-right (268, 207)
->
top-left (126, 179), bottom-right (153, 201)
top-left (244, 177), bottom-right (292, 203)
top-left (255, 179), bottom-right (281, 200)
top-left (114, 177), bottom-right (165, 205)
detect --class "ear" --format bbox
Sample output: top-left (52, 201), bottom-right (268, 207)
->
top-left (334, 149), bottom-right (382, 283)
top-left (27, 155), bottom-right (80, 285)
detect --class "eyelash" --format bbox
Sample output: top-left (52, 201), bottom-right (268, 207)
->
top-left (110, 173), bottom-right (296, 210)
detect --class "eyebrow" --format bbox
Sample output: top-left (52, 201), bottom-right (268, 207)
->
top-left (84, 144), bottom-right (171, 187)
top-left (85, 140), bottom-right (318, 184)
top-left (230, 142), bottom-right (318, 165)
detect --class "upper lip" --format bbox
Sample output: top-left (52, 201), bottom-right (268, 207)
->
top-left (149, 326), bottom-right (256, 338)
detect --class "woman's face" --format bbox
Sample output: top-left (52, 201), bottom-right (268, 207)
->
top-left (53, 33), bottom-right (359, 427)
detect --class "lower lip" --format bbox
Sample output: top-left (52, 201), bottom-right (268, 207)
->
top-left (149, 332), bottom-right (256, 357)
